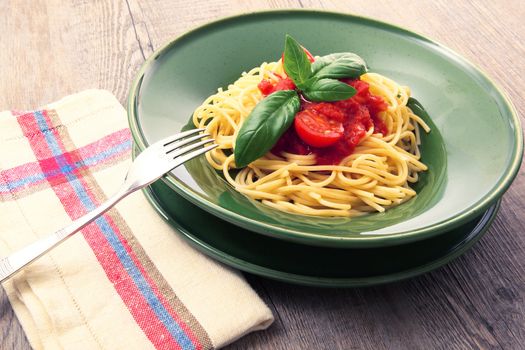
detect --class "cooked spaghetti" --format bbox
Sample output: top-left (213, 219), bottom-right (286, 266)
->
top-left (192, 60), bottom-right (430, 217)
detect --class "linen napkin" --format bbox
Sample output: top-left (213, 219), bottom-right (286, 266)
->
top-left (0, 90), bottom-right (273, 350)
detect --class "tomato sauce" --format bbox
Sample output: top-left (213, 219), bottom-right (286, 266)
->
top-left (265, 78), bottom-right (388, 165)
top-left (258, 77), bottom-right (296, 96)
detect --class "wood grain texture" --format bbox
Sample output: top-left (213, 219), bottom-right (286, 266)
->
top-left (1, 1), bottom-right (524, 349)
top-left (0, 287), bottom-right (29, 350)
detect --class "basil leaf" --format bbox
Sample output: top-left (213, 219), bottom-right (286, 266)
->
top-left (311, 52), bottom-right (367, 80)
top-left (283, 35), bottom-right (312, 90)
top-left (234, 90), bottom-right (300, 167)
top-left (303, 79), bottom-right (356, 102)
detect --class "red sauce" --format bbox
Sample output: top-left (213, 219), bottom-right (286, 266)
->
top-left (265, 78), bottom-right (389, 165)
top-left (258, 77), bottom-right (296, 96)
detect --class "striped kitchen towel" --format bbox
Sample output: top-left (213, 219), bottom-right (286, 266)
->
top-left (0, 90), bottom-right (273, 349)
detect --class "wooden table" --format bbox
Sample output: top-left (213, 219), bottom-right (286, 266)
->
top-left (1, 1), bottom-right (524, 349)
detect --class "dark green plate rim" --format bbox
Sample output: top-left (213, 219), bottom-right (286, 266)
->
top-left (128, 9), bottom-right (522, 248)
top-left (142, 182), bottom-right (500, 287)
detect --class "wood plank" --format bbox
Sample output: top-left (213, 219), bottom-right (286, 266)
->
top-left (230, 222), bottom-right (525, 349)
top-left (0, 287), bottom-right (29, 350)
top-left (0, 0), bottom-right (147, 110)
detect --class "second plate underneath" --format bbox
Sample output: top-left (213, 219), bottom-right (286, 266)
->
top-left (144, 179), bottom-right (499, 287)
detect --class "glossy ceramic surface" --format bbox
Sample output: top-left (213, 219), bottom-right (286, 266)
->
top-left (143, 178), bottom-right (500, 287)
top-left (128, 10), bottom-right (522, 247)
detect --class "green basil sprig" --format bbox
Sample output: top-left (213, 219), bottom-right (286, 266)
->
top-left (311, 53), bottom-right (367, 80)
top-left (233, 35), bottom-right (368, 167)
top-left (283, 35), bottom-right (312, 90)
top-left (234, 90), bottom-right (300, 168)
top-left (303, 78), bottom-right (356, 102)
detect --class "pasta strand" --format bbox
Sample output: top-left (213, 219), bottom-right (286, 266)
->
top-left (193, 61), bottom-right (429, 217)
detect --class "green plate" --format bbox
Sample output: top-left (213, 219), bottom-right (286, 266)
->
top-left (128, 10), bottom-right (522, 248)
top-left (143, 178), bottom-right (500, 287)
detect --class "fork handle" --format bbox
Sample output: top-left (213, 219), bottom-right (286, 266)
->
top-left (0, 187), bottom-right (131, 283)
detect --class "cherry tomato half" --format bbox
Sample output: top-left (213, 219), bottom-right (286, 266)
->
top-left (294, 109), bottom-right (344, 148)
top-left (282, 46), bottom-right (315, 64)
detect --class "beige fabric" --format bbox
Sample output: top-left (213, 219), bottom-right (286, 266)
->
top-left (0, 90), bottom-right (273, 349)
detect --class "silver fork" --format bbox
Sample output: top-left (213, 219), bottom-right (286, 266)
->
top-left (0, 128), bottom-right (216, 282)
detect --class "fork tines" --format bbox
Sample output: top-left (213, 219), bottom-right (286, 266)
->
top-left (160, 128), bottom-right (206, 147)
top-left (162, 129), bottom-right (216, 160)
